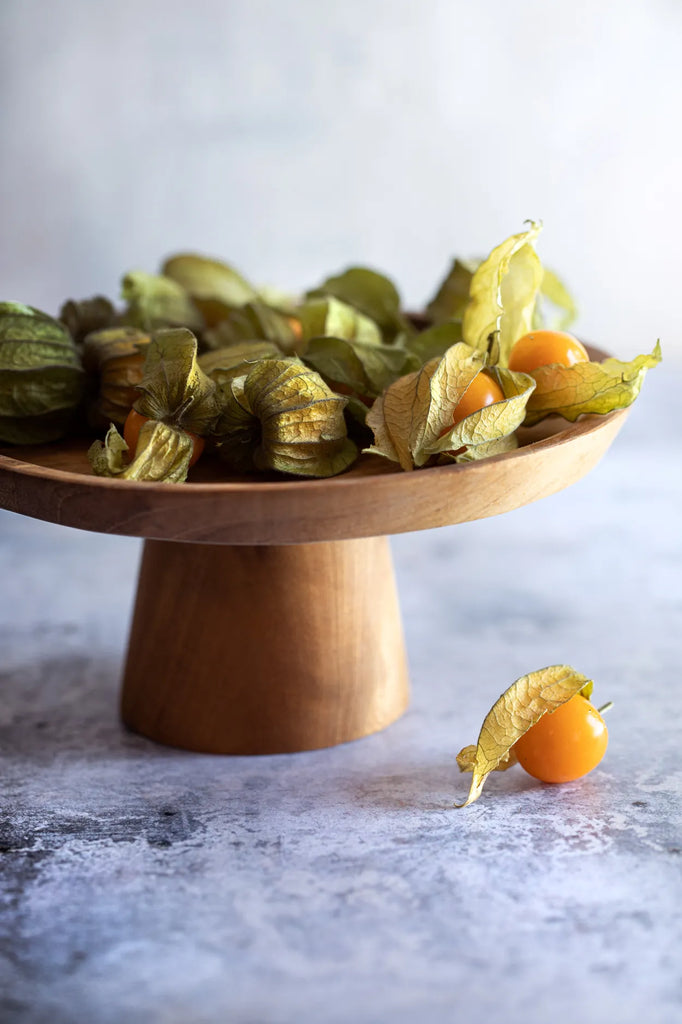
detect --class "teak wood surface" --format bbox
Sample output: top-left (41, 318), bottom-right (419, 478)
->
top-left (0, 344), bottom-right (630, 752)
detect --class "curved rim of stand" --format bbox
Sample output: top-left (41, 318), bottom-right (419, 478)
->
top-left (0, 342), bottom-right (630, 545)
top-left (0, 404), bottom-right (628, 544)
top-left (0, 403), bottom-right (621, 497)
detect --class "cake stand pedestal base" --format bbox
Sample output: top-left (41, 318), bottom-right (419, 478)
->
top-left (120, 536), bottom-right (410, 754)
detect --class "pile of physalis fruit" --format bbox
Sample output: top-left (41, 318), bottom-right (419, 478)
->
top-left (0, 221), bottom-right (660, 483)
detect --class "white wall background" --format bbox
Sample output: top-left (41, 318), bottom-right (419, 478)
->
top-left (1, 0), bottom-right (680, 360)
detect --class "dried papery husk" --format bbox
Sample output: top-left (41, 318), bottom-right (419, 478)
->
top-left (296, 297), bottom-right (419, 410)
top-left (306, 266), bottom-right (413, 342)
top-left (133, 328), bottom-right (222, 436)
top-left (405, 322), bottom-right (465, 365)
top-left (426, 258), bottom-right (480, 326)
top-left (427, 255), bottom-right (577, 337)
top-left (532, 267), bottom-right (577, 331)
top-left (198, 341), bottom-right (282, 386)
top-left (213, 376), bottom-right (262, 474)
top-left (455, 666), bottom-right (595, 807)
top-left (462, 222), bottom-right (543, 366)
top-left (203, 302), bottom-right (299, 353)
top-left (523, 343), bottom-right (662, 425)
top-left (59, 296), bottom-right (117, 343)
top-left (82, 327), bottom-right (151, 427)
top-left (89, 420), bottom-right (194, 483)
top-left (120, 271), bottom-right (204, 333)
top-left (162, 253), bottom-right (258, 327)
top-left (365, 342), bottom-right (535, 471)
top-left (303, 336), bottom-right (419, 403)
top-left (256, 284), bottom-right (300, 315)
top-left (297, 297), bottom-right (383, 347)
top-left (0, 301), bottom-right (85, 444)
top-left (432, 366), bottom-right (535, 464)
top-left (87, 328), bottom-right (221, 483)
top-left (216, 359), bottom-right (358, 477)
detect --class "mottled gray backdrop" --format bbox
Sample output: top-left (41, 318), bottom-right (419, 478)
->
top-left (0, 0), bottom-right (680, 359)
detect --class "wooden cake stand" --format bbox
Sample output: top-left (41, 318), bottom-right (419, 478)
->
top-left (0, 349), bottom-right (628, 755)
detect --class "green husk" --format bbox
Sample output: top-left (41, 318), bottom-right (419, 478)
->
top-left (216, 359), bottom-right (358, 477)
top-left (306, 266), bottom-right (412, 340)
top-left (0, 365), bottom-right (86, 419)
top-left (162, 253), bottom-right (258, 326)
top-left (255, 284), bottom-right (299, 314)
top-left (405, 321), bottom-right (464, 364)
top-left (425, 258), bottom-right (480, 325)
top-left (0, 302), bottom-right (85, 444)
top-left (203, 302), bottom-right (299, 353)
top-left (303, 336), bottom-right (419, 400)
top-left (297, 297), bottom-right (383, 347)
top-left (121, 271), bottom-right (204, 333)
top-left (59, 296), bottom-right (117, 343)
top-left (133, 328), bottom-right (222, 435)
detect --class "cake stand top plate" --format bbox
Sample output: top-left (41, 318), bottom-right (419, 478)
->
top-left (0, 403), bottom-right (627, 545)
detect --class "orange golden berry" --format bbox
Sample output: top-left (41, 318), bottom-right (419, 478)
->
top-left (513, 694), bottom-right (608, 784)
top-left (509, 330), bottom-right (589, 374)
top-left (451, 371), bottom-right (505, 425)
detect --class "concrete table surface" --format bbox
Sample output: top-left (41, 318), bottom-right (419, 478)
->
top-left (1, 368), bottom-right (680, 1024)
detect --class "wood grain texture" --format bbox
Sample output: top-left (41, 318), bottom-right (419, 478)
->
top-left (121, 536), bottom-right (409, 753)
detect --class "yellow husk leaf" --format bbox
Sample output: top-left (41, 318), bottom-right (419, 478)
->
top-left (133, 328), bottom-right (222, 435)
top-left (462, 222), bottom-right (543, 365)
top-left (524, 342), bottom-right (662, 425)
top-left (536, 267), bottom-right (577, 330)
top-left (89, 420), bottom-right (193, 483)
top-left (454, 665), bottom-right (592, 807)
top-left (426, 366), bottom-right (535, 463)
top-left (365, 369), bottom-right (423, 471)
top-left (88, 424), bottom-right (128, 476)
top-left (297, 296), bottom-right (382, 347)
top-left (365, 344), bottom-right (534, 470)
top-left (456, 744), bottom-right (518, 773)
top-left (365, 344), bottom-right (484, 471)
